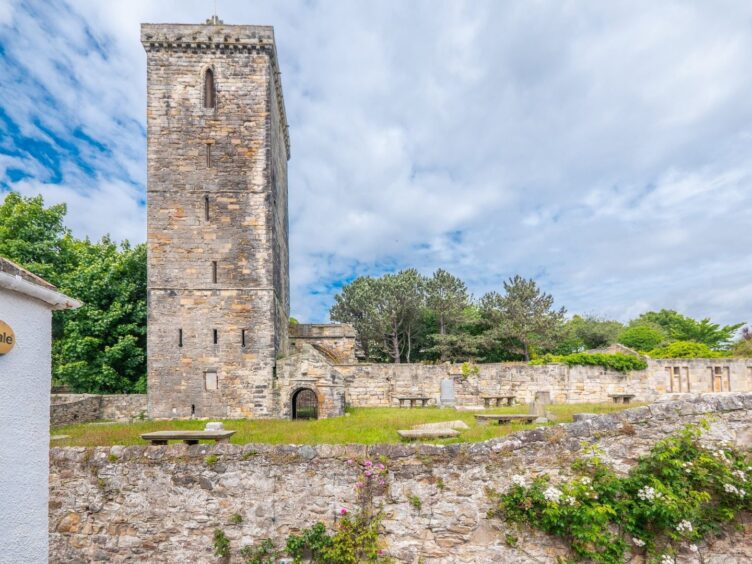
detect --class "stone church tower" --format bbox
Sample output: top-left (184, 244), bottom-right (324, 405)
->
top-left (142, 18), bottom-right (290, 418)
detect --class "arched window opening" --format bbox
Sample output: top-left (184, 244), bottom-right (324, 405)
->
top-left (292, 388), bottom-right (318, 420)
top-left (204, 69), bottom-right (216, 109)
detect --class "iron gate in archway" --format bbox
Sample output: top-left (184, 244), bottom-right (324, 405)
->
top-left (292, 388), bottom-right (318, 420)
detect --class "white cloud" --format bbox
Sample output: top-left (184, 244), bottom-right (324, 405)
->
top-left (1, 0), bottom-right (751, 325)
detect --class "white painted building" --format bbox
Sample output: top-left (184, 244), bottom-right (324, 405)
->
top-left (0, 257), bottom-right (80, 564)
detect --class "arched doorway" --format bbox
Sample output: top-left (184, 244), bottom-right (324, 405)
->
top-left (292, 388), bottom-right (318, 420)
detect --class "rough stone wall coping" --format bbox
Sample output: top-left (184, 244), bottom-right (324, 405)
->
top-left (50, 393), bottom-right (752, 466)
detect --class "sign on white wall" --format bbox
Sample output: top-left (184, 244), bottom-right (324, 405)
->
top-left (0, 320), bottom-right (14, 355)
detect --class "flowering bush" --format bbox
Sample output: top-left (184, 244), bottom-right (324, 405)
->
top-left (284, 458), bottom-right (392, 564)
top-left (489, 422), bottom-right (752, 563)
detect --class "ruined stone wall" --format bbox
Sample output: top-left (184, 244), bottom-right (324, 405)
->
top-left (142, 23), bottom-right (290, 419)
top-left (290, 323), bottom-right (358, 364)
top-left (50, 395), bottom-right (148, 427)
top-left (339, 359), bottom-right (752, 407)
top-left (275, 344), bottom-right (345, 419)
top-left (49, 394), bottom-right (752, 563)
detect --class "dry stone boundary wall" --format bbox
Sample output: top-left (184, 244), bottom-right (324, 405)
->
top-left (50, 393), bottom-right (752, 563)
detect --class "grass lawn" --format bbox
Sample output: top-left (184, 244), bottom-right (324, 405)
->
top-left (51, 402), bottom-right (641, 447)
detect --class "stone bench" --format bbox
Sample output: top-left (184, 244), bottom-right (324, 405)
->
top-left (608, 394), bottom-right (636, 405)
top-left (474, 414), bottom-right (538, 425)
top-left (481, 395), bottom-right (516, 407)
top-left (397, 397), bottom-right (431, 408)
top-left (397, 429), bottom-right (460, 440)
top-left (140, 430), bottom-right (236, 445)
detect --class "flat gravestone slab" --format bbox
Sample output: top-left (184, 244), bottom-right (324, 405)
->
top-left (140, 430), bottom-right (235, 445)
top-left (413, 420), bottom-right (470, 431)
top-left (397, 429), bottom-right (460, 440)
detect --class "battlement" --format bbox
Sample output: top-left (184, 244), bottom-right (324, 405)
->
top-left (141, 22), bottom-right (290, 159)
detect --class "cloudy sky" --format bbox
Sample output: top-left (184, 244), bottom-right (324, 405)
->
top-left (1, 0), bottom-right (751, 325)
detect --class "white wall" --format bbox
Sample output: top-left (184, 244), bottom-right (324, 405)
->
top-left (0, 288), bottom-right (52, 564)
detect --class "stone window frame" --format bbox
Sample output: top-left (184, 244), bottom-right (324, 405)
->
top-left (202, 66), bottom-right (217, 110)
top-left (204, 369), bottom-right (218, 391)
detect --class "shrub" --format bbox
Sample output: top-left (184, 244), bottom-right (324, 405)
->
top-left (529, 353), bottom-right (647, 373)
top-left (240, 538), bottom-right (279, 564)
top-left (618, 325), bottom-right (667, 352)
top-left (649, 341), bottom-right (724, 359)
top-left (489, 423), bottom-right (752, 563)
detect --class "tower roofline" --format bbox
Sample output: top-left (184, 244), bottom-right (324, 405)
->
top-left (141, 22), bottom-right (290, 159)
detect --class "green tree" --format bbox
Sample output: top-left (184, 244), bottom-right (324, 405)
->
top-left (480, 275), bottom-right (566, 361)
top-left (424, 269), bottom-right (470, 360)
top-left (635, 309), bottom-right (743, 350)
top-left (617, 324), bottom-right (666, 352)
top-left (0, 192), bottom-right (71, 285)
top-left (732, 327), bottom-right (752, 357)
top-left (330, 276), bottom-right (383, 361)
top-left (0, 192), bottom-right (147, 393)
top-left (53, 238), bottom-right (147, 392)
top-left (555, 315), bottom-right (624, 354)
top-left (373, 269), bottom-right (425, 363)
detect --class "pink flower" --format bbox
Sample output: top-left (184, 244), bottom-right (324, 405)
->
top-left (364, 460), bottom-right (373, 467)
top-left (365, 470), bottom-right (373, 477)
top-left (346, 459), bottom-right (354, 465)
top-left (378, 549), bottom-right (385, 556)
top-left (340, 508), bottom-right (348, 515)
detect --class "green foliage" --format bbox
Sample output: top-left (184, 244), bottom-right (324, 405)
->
top-left (636, 310), bottom-right (744, 350)
top-left (408, 494), bottom-right (422, 510)
top-left (240, 538), bottom-right (280, 564)
top-left (479, 276), bottom-right (566, 361)
top-left (491, 424), bottom-right (752, 563)
top-left (205, 454), bottom-right (219, 467)
top-left (530, 353), bottom-right (647, 373)
top-left (648, 341), bottom-right (725, 359)
top-left (213, 529), bottom-right (231, 559)
top-left (555, 315), bottom-right (624, 354)
top-left (229, 513), bottom-right (243, 525)
top-left (618, 324), bottom-right (667, 352)
top-left (732, 327), bottom-right (752, 357)
top-left (0, 192), bottom-right (146, 393)
top-left (460, 361), bottom-right (480, 378)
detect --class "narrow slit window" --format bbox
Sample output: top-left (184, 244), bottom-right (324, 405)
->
top-left (206, 143), bottom-right (212, 168)
top-left (212, 261), bottom-right (218, 283)
top-left (241, 329), bottom-right (246, 348)
top-left (204, 195), bottom-right (210, 220)
top-left (213, 329), bottom-right (218, 345)
top-left (178, 328), bottom-right (183, 348)
top-left (204, 69), bottom-right (216, 108)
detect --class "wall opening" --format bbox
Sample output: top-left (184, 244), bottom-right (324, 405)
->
top-left (191, 404), bottom-right (196, 417)
top-left (203, 69), bottom-right (216, 108)
top-left (213, 329), bottom-right (218, 345)
top-left (212, 261), bottom-right (218, 283)
top-left (178, 328), bottom-right (183, 348)
top-left (205, 143), bottom-right (212, 168)
top-left (241, 329), bottom-right (246, 348)
top-left (292, 388), bottom-right (318, 420)
top-left (204, 195), bottom-right (210, 220)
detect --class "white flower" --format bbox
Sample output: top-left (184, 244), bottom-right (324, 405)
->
top-left (637, 486), bottom-right (662, 501)
top-left (580, 477), bottom-right (591, 485)
top-left (632, 537), bottom-right (646, 547)
top-left (732, 469), bottom-right (747, 481)
top-left (724, 483), bottom-right (745, 496)
top-left (511, 475), bottom-right (527, 488)
top-left (713, 450), bottom-right (729, 463)
top-left (660, 555), bottom-right (674, 564)
top-left (565, 496), bottom-right (576, 505)
top-left (543, 486), bottom-right (562, 503)
top-left (676, 520), bottom-right (693, 533)
top-left (689, 544), bottom-right (698, 553)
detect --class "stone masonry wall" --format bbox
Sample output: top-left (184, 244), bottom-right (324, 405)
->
top-left (51, 395), bottom-right (148, 427)
top-left (142, 23), bottom-right (290, 419)
top-left (49, 394), bottom-right (752, 563)
top-left (290, 323), bottom-right (358, 364)
top-left (340, 358), bottom-right (752, 407)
